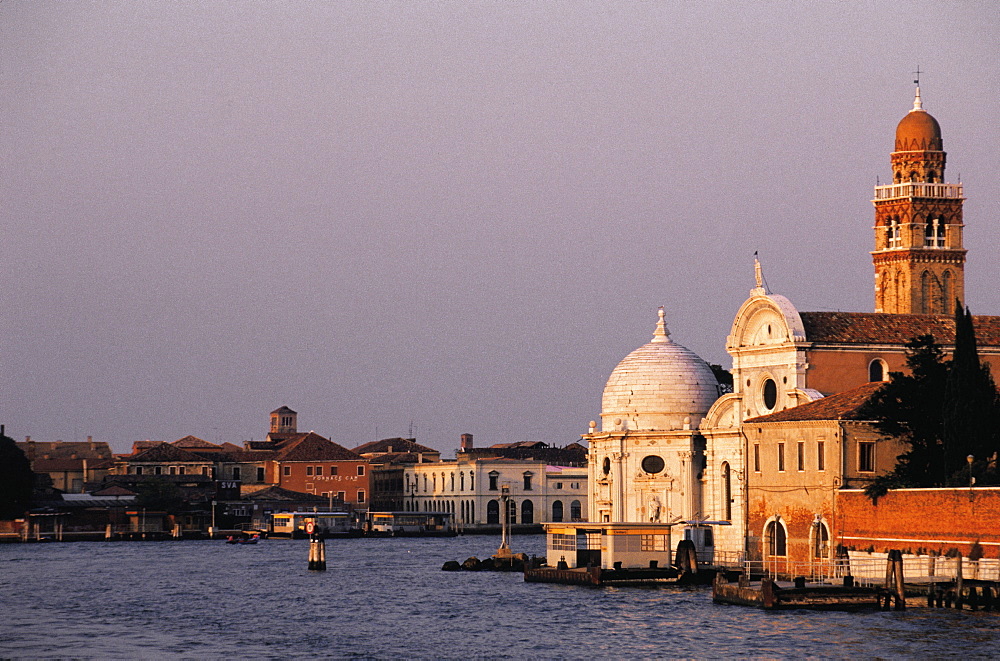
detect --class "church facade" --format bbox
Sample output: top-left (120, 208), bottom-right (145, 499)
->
top-left (576, 87), bottom-right (1000, 568)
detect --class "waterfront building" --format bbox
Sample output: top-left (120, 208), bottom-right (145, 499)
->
top-left (16, 437), bottom-right (113, 493)
top-left (402, 445), bottom-right (587, 531)
top-left (354, 437), bottom-right (442, 511)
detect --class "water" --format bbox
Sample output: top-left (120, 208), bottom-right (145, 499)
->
top-left (2, 536), bottom-right (999, 659)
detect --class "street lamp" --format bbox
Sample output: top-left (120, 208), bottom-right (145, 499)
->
top-left (967, 455), bottom-right (975, 489)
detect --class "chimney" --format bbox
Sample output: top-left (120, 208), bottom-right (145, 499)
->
top-left (460, 433), bottom-right (474, 451)
top-left (88, 435), bottom-right (95, 450)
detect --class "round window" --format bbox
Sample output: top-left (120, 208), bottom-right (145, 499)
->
top-left (762, 378), bottom-right (778, 410)
top-left (602, 457), bottom-right (611, 475)
top-left (641, 455), bottom-right (665, 474)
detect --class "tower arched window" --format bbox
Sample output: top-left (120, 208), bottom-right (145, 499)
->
top-left (925, 217), bottom-right (945, 248)
top-left (552, 500), bottom-right (564, 522)
top-left (943, 271), bottom-right (954, 312)
top-left (921, 271), bottom-right (933, 314)
top-left (887, 217), bottom-right (901, 248)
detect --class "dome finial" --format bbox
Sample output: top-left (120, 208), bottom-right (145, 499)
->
top-left (652, 306), bottom-right (671, 343)
top-left (912, 86), bottom-right (924, 112)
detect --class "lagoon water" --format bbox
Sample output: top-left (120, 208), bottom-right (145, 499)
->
top-left (2, 536), bottom-right (999, 659)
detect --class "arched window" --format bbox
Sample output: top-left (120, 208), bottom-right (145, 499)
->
top-left (812, 520), bottom-right (831, 559)
top-left (552, 500), bottom-right (564, 522)
top-left (460, 472), bottom-right (465, 491)
top-left (450, 473), bottom-right (455, 491)
top-left (887, 217), bottom-right (901, 248)
top-left (487, 500), bottom-right (500, 524)
top-left (921, 271), bottom-right (933, 313)
top-left (943, 271), bottom-right (954, 312)
top-left (570, 500), bottom-right (582, 521)
top-left (521, 499), bottom-right (533, 525)
top-left (423, 475), bottom-right (428, 492)
top-left (868, 358), bottom-right (888, 382)
top-left (765, 519), bottom-right (787, 557)
top-left (721, 462), bottom-right (732, 521)
top-left (925, 217), bottom-right (945, 248)
top-left (470, 500), bottom-right (475, 523)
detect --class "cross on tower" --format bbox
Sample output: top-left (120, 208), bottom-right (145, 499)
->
top-left (913, 65), bottom-right (922, 85)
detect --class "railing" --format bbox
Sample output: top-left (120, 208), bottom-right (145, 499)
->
top-left (873, 182), bottom-right (963, 200)
top-left (742, 552), bottom-right (1000, 585)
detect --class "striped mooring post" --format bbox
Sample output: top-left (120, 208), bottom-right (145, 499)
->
top-left (308, 533), bottom-right (327, 571)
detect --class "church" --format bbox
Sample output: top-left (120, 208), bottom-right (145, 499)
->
top-left (547, 87), bottom-right (1000, 570)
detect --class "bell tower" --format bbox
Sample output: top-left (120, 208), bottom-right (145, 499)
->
top-left (872, 87), bottom-right (966, 314)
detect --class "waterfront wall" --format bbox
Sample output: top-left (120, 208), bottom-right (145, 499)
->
top-left (837, 487), bottom-right (1000, 557)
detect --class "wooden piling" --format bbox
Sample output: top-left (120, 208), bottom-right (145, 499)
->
top-left (308, 535), bottom-right (327, 571)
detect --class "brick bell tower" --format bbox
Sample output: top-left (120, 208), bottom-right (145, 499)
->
top-left (872, 86), bottom-right (966, 314)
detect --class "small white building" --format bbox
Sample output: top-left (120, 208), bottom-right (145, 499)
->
top-left (401, 457), bottom-right (587, 530)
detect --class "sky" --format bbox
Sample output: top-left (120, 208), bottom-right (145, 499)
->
top-left (3, 2), bottom-right (999, 455)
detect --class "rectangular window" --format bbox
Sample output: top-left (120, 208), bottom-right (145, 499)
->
top-left (357, 465), bottom-right (365, 476)
top-left (797, 442), bottom-right (805, 471)
top-left (753, 444), bottom-right (761, 472)
top-left (232, 467), bottom-right (240, 480)
top-left (283, 466), bottom-right (290, 476)
top-left (777, 443), bottom-right (785, 472)
top-left (859, 442), bottom-right (876, 472)
top-left (201, 467), bottom-right (209, 476)
top-left (817, 441), bottom-right (825, 471)
top-left (306, 466), bottom-right (313, 476)
top-left (357, 490), bottom-right (366, 503)
top-left (178, 467), bottom-right (185, 476)
top-left (135, 466), bottom-right (143, 475)
top-left (555, 482), bottom-right (563, 490)
top-left (154, 466), bottom-right (162, 475)
top-left (257, 467), bottom-right (265, 482)
top-left (337, 491), bottom-right (346, 501)
top-left (640, 534), bottom-right (669, 551)
top-left (169, 466), bottom-right (177, 475)
top-left (523, 474), bottom-right (533, 490)
top-left (315, 466), bottom-right (323, 476)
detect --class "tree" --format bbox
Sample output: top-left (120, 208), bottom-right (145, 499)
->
top-left (710, 364), bottom-right (734, 395)
top-left (860, 335), bottom-right (949, 489)
top-left (862, 307), bottom-right (1000, 500)
top-left (0, 427), bottom-right (34, 519)
top-left (943, 301), bottom-right (1000, 475)
top-left (134, 478), bottom-right (185, 513)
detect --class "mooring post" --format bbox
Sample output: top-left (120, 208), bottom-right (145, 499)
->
top-left (889, 549), bottom-right (906, 610)
top-left (955, 554), bottom-right (964, 610)
top-left (308, 533), bottom-right (327, 571)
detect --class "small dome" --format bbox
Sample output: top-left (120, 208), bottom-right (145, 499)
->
top-left (601, 309), bottom-right (720, 432)
top-left (895, 88), bottom-right (942, 151)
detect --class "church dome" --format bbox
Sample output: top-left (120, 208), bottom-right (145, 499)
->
top-left (895, 88), bottom-right (942, 151)
top-left (600, 308), bottom-right (720, 432)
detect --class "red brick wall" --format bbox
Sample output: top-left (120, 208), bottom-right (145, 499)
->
top-left (836, 488), bottom-right (1000, 557)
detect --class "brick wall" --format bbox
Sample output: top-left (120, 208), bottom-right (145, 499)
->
top-left (837, 488), bottom-right (1000, 558)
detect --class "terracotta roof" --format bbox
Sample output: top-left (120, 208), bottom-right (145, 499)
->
top-left (489, 441), bottom-right (549, 449)
top-left (92, 484), bottom-right (137, 497)
top-left (126, 442), bottom-right (212, 463)
top-left (746, 382), bottom-right (885, 423)
top-left (171, 435), bottom-right (218, 449)
top-left (244, 486), bottom-right (326, 502)
top-left (800, 312), bottom-right (1000, 347)
top-left (270, 406), bottom-right (297, 415)
top-left (352, 437), bottom-right (438, 455)
top-left (274, 432), bottom-right (362, 462)
top-left (17, 440), bottom-right (113, 460)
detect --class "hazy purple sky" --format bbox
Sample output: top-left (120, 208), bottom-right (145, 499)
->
top-left (4, 2), bottom-right (999, 455)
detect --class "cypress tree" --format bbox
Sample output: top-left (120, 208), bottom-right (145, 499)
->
top-left (943, 302), bottom-right (1000, 477)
